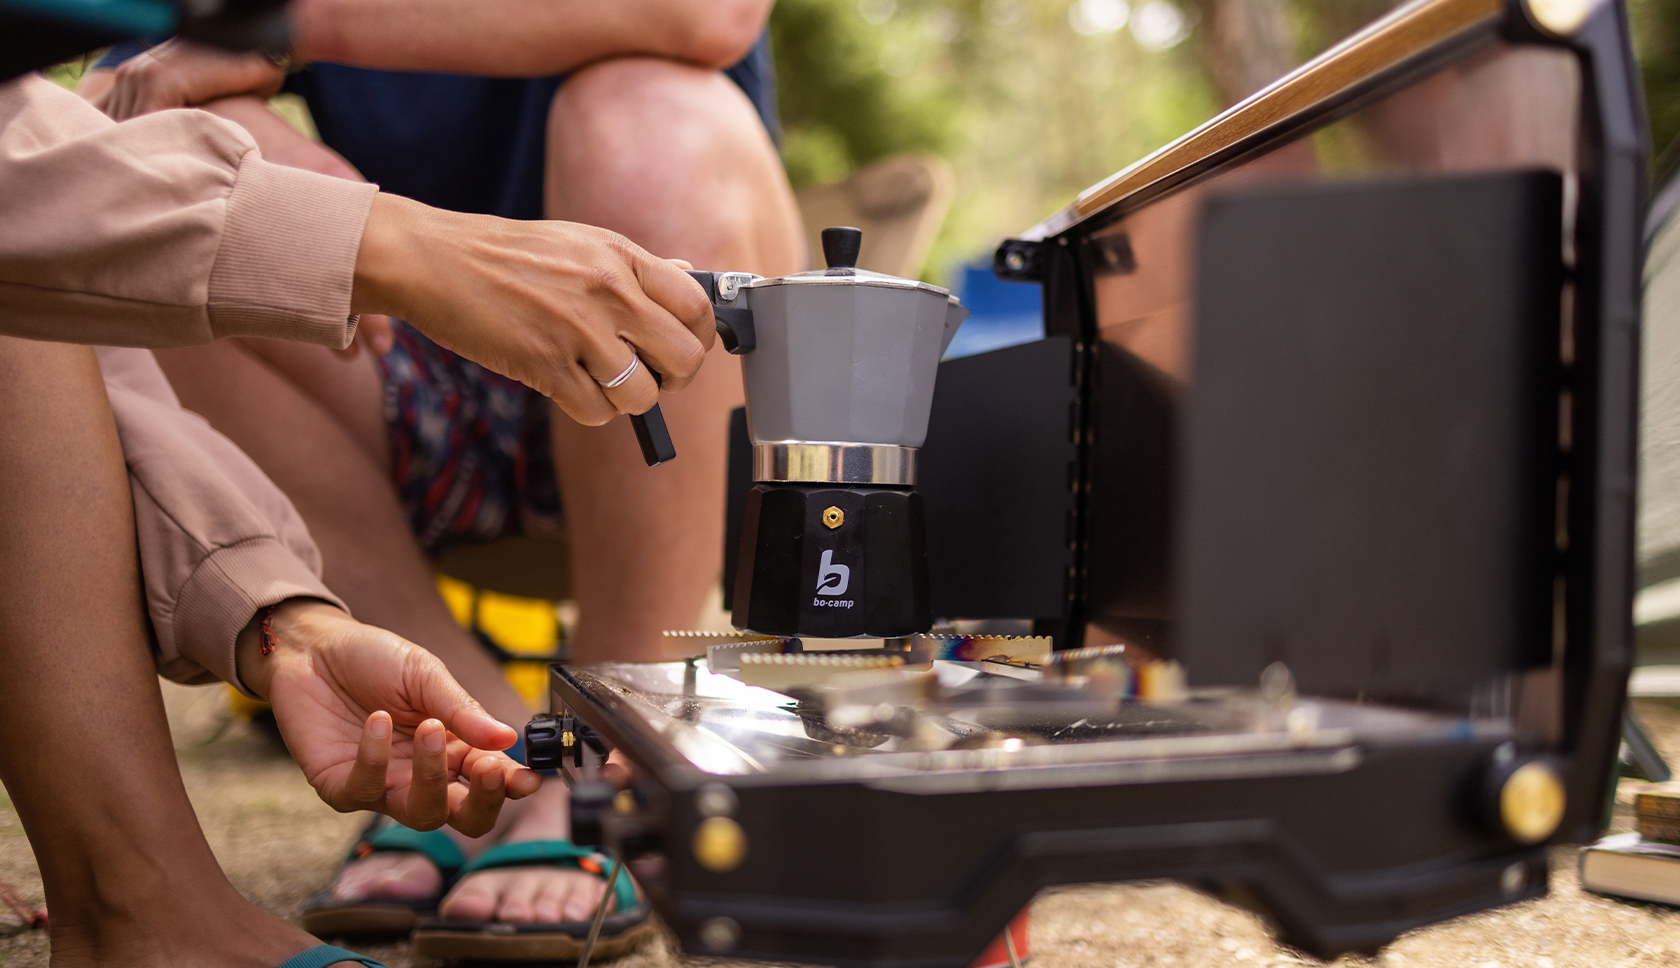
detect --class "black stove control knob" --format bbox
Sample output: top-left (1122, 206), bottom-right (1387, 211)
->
top-left (522, 713), bottom-right (568, 771)
top-left (523, 712), bottom-right (612, 771)
top-left (822, 226), bottom-right (862, 271)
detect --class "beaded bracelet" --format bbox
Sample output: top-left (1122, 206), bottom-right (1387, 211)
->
top-left (258, 604), bottom-right (280, 656)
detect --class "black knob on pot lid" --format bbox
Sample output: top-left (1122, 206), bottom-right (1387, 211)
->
top-left (821, 226), bottom-right (862, 272)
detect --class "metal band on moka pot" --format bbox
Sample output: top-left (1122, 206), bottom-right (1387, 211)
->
top-left (752, 442), bottom-right (918, 487)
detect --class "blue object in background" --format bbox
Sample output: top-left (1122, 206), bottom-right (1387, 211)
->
top-left (944, 263), bottom-right (1044, 361)
top-left (2, 0), bottom-right (173, 37)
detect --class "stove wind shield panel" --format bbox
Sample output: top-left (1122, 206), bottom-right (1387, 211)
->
top-left (1178, 171), bottom-right (1565, 710)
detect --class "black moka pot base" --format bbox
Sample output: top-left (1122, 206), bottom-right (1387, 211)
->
top-left (730, 483), bottom-right (931, 638)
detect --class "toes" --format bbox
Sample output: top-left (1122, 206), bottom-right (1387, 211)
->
top-left (332, 852), bottom-right (442, 902)
top-left (370, 854), bottom-right (445, 901)
top-left (438, 866), bottom-right (612, 924)
top-left (532, 884), bottom-right (566, 924)
top-left (494, 870), bottom-right (545, 923)
top-left (439, 870), bottom-right (502, 922)
top-left (561, 873), bottom-right (605, 923)
top-left (535, 872), bottom-right (589, 924)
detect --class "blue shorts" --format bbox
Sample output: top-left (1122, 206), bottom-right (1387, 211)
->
top-left (100, 36), bottom-right (779, 223)
top-left (284, 37), bottom-right (780, 221)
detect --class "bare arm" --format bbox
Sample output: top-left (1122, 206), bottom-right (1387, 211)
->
top-left (81, 0), bottom-right (774, 121)
top-left (291, 0), bottom-right (774, 75)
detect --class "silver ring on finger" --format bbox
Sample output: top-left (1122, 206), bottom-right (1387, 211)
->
top-left (598, 354), bottom-right (640, 389)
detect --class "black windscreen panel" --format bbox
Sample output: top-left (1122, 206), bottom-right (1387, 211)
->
top-left (1176, 172), bottom-right (1563, 707)
top-left (922, 337), bottom-right (1078, 621)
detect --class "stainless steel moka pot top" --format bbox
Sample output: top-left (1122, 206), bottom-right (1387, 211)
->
top-left (718, 226), bottom-right (967, 486)
top-left (632, 226), bottom-right (969, 477)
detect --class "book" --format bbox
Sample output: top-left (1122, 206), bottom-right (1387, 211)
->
top-left (1580, 832), bottom-right (1680, 905)
top-left (1637, 788), bottom-right (1680, 822)
top-left (1639, 817), bottom-right (1680, 845)
top-left (1634, 788), bottom-right (1680, 844)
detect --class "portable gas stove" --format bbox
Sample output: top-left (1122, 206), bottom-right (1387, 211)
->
top-left (528, 1), bottom-right (1647, 965)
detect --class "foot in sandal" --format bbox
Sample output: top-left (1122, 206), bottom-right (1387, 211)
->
top-left (410, 780), bottom-right (655, 962)
top-left (307, 780), bottom-right (653, 962)
top-left (432, 781), bottom-right (615, 924)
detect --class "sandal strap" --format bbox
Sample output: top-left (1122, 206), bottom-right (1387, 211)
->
top-left (359, 820), bottom-right (467, 878)
top-left (275, 944), bottom-right (389, 968)
top-left (460, 840), bottom-right (638, 913)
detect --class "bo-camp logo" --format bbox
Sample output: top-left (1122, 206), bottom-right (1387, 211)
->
top-left (814, 550), bottom-right (853, 607)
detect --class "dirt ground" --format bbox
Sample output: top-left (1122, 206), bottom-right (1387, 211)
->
top-left (6, 686), bottom-right (1680, 968)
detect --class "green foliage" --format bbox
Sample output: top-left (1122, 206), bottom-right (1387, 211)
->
top-left (1632, 0), bottom-right (1680, 182)
top-left (771, 0), bottom-right (1215, 279)
top-left (770, 0), bottom-right (957, 186)
top-left (770, 0), bottom-right (1680, 277)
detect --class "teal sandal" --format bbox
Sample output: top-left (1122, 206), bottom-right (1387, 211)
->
top-left (275, 945), bottom-right (388, 968)
top-left (299, 817), bottom-right (466, 939)
top-left (410, 840), bottom-right (654, 963)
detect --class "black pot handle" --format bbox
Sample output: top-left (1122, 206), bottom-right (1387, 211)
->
top-left (686, 270), bottom-right (756, 355)
top-left (627, 271), bottom-right (757, 468)
top-left (630, 382), bottom-right (676, 467)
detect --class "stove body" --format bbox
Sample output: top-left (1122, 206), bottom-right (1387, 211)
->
top-left (545, 2), bottom-right (1647, 965)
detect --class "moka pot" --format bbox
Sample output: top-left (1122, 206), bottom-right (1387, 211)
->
top-left (685, 227), bottom-right (969, 637)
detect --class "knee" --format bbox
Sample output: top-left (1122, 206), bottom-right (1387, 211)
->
top-left (548, 57), bottom-right (771, 200)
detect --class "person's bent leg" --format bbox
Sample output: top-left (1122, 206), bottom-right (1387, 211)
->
top-left (0, 337), bottom-right (325, 968)
top-left (545, 57), bottom-right (806, 664)
top-left (153, 339), bottom-right (533, 732)
top-left (153, 339), bottom-right (594, 919)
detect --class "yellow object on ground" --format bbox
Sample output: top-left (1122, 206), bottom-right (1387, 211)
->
top-left (226, 686), bottom-right (272, 720)
top-left (436, 574), bottom-right (563, 709)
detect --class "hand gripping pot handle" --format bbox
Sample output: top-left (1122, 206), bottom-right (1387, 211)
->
top-left (623, 271), bottom-right (758, 468)
top-left (685, 270), bottom-right (757, 354)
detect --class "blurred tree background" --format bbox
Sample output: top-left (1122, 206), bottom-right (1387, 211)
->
top-left (770, 0), bottom-right (1680, 281)
top-left (1634, 0), bottom-right (1680, 182)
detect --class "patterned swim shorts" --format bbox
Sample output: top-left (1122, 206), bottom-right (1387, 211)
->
top-left (377, 320), bottom-right (561, 555)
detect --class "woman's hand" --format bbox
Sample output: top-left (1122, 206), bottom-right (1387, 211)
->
top-left (238, 599), bottom-right (543, 836)
top-left (90, 39), bottom-right (286, 120)
top-left (351, 194), bottom-right (716, 425)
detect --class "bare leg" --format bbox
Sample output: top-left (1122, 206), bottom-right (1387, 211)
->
top-left (0, 336), bottom-right (333, 967)
top-left (545, 57), bottom-right (806, 664)
top-left (153, 339), bottom-right (592, 918)
top-left (153, 340), bottom-right (531, 730)
top-left (436, 57), bottom-right (808, 921)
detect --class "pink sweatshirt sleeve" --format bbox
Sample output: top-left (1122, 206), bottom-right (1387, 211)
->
top-left (0, 73), bottom-right (373, 692)
top-left (0, 73), bottom-right (375, 348)
top-left (98, 346), bottom-right (349, 695)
